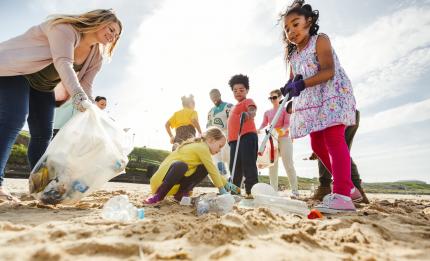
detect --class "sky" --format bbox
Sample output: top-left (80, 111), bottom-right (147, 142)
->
top-left (1, 0), bottom-right (429, 183)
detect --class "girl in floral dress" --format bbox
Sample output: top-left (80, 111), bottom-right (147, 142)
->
top-left (280, 0), bottom-right (359, 213)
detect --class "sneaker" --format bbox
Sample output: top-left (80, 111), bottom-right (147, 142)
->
top-left (311, 186), bottom-right (331, 201)
top-left (350, 187), bottom-right (363, 203)
top-left (357, 187), bottom-right (370, 204)
top-left (315, 193), bottom-right (356, 214)
top-left (143, 194), bottom-right (163, 205)
top-left (291, 190), bottom-right (300, 199)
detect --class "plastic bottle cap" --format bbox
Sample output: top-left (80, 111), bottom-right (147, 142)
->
top-left (137, 208), bottom-right (145, 219)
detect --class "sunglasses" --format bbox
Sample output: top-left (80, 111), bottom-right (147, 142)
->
top-left (268, 96), bottom-right (279, 100)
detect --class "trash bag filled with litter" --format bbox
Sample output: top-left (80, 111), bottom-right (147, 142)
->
top-left (29, 104), bottom-right (133, 205)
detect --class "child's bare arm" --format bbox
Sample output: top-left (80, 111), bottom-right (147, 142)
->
top-left (165, 121), bottom-right (174, 143)
top-left (191, 118), bottom-right (202, 135)
top-left (303, 35), bottom-right (335, 88)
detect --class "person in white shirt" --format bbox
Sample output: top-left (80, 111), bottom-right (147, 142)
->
top-left (207, 89), bottom-right (233, 176)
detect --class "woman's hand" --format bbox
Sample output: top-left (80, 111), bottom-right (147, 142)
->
top-left (72, 92), bottom-right (91, 112)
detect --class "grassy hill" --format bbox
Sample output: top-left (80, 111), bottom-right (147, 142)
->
top-left (361, 181), bottom-right (430, 194)
top-left (258, 175), bottom-right (430, 195)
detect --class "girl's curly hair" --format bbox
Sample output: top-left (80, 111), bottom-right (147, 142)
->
top-left (280, 0), bottom-right (319, 59)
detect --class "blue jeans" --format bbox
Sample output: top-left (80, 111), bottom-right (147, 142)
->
top-left (0, 76), bottom-right (55, 186)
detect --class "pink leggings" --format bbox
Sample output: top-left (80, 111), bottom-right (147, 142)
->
top-left (310, 125), bottom-right (353, 196)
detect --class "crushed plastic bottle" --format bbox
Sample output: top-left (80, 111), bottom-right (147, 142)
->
top-left (246, 182), bottom-right (309, 216)
top-left (196, 194), bottom-right (235, 216)
top-left (102, 195), bottom-right (144, 221)
top-left (196, 198), bottom-right (210, 216)
top-left (253, 194), bottom-right (309, 216)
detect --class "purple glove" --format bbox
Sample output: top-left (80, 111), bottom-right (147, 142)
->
top-left (280, 78), bottom-right (293, 97)
top-left (286, 79), bottom-right (306, 98)
top-left (280, 74), bottom-right (304, 97)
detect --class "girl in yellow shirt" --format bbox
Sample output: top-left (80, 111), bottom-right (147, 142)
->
top-left (145, 127), bottom-right (237, 204)
top-left (165, 95), bottom-right (202, 150)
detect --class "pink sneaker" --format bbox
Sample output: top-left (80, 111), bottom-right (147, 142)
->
top-left (315, 193), bottom-right (356, 214)
top-left (350, 187), bottom-right (363, 203)
top-left (143, 194), bottom-right (163, 205)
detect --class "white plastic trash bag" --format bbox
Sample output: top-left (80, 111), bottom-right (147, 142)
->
top-left (256, 131), bottom-right (278, 169)
top-left (29, 104), bottom-right (133, 204)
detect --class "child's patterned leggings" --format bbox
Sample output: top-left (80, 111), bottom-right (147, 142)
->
top-left (310, 124), bottom-right (353, 197)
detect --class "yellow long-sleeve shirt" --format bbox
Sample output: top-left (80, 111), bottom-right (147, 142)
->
top-left (150, 142), bottom-right (227, 195)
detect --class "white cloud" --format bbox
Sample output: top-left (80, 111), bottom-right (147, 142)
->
top-left (332, 6), bottom-right (430, 107)
top-left (112, 0), bottom-right (287, 149)
top-left (354, 47), bottom-right (430, 107)
top-left (356, 144), bottom-right (430, 183)
top-left (360, 98), bottom-right (430, 134)
top-left (26, 0), bottom-right (154, 16)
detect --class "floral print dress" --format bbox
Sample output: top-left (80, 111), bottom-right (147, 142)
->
top-left (289, 33), bottom-right (357, 139)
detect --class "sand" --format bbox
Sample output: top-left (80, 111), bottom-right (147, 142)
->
top-left (0, 178), bottom-right (429, 261)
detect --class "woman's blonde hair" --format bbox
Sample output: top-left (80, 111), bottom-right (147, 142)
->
top-left (176, 127), bottom-right (225, 151)
top-left (48, 9), bottom-right (122, 57)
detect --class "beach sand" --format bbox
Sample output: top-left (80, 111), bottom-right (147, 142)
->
top-left (1, 178), bottom-right (429, 261)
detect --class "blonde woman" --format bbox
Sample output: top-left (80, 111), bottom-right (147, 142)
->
top-left (0, 9), bottom-right (122, 202)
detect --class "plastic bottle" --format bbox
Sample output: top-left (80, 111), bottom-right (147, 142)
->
top-left (249, 182), bottom-right (309, 216)
top-left (196, 198), bottom-right (210, 216)
top-left (102, 195), bottom-right (144, 221)
top-left (253, 194), bottom-right (309, 216)
top-left (196, 194), bottom-right (235, 216)
top-left (211, 194), bottom-right (235, 215)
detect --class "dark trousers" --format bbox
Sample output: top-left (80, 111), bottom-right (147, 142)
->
top-left (0, 76), bottom-right (55, 186)
top-left (318, 110), bottom-right (362, 189)
top-left (229, 132), bottom-right (258, 194)
top-left (156, 161), bottom-right (208, 199)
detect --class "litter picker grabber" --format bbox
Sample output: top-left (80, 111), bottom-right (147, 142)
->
top-left (257, 74), bottom-right (302, 156)
top-left (229, 112), bottom-right (247, 190)
top-left (258, 93), bottom-right (291, 156)
top-left (258, 74), bottom-right (303, 155)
